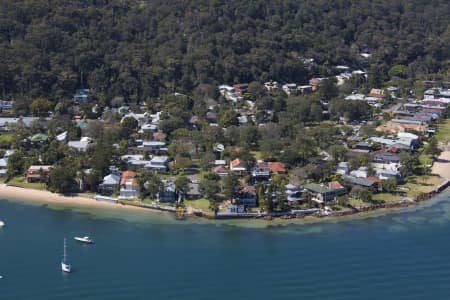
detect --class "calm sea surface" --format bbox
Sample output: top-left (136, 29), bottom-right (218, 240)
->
top-left (2, 191), bottom-right (450, 300)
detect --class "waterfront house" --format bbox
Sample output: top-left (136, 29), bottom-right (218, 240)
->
top-left (237, 186), bottom-right (257, 207)
top-left (119, 171), bottom-right (140, 199)
top-left (99, 173), bottom-right (121, 195)
top-left (343, 175), bottom-right (377, 188)
top-left (0, 158), bottom-right (7, 177)
top-left (26, 165), bottom-right (52, 182)
top-left (303, 183), bottom-right (336, 202)
top-left (158, 179), bottom-right (177, 203)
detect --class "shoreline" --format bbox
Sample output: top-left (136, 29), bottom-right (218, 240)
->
top-left (1, 149), bottom-right (450, 222)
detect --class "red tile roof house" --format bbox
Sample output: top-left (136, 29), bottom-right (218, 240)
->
top-left (26, 165), bottom-right (52, 182)
top-left (230, 158), bottom-right (247, 175)
top-left (119, 171), bottom-right (141, 199)
top-left (268, 162), bottom-right (286, 174)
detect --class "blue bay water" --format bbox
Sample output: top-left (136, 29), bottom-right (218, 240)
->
top-left (2, 192), bottom-right (450, 299)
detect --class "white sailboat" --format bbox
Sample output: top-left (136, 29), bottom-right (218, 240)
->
top-left (61, 238), bottom-right (71, 273)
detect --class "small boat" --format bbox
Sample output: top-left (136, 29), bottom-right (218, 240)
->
top-left (0, 220), bottom-right (5, 227)
top-left (74, 236), bottom-right (93, 244)
top-left (61, 238), bottom-right (71, 273)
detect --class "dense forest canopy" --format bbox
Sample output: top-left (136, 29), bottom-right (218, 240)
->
top-left (0, 0), bottom-right (449, 103)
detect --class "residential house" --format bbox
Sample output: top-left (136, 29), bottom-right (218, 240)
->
top-left (147, 156), bottom-right (169, 171)
top-left (68, 137), bottom-right (96, 152)
top-left (234, 83), bottom-right (249, 94)
top-left (141, 141), bottom-right (167, 152)
top-left (237, 186), bottom-right (257, 207)
top-left (375, 168), bottom-right (402, 181)
top-left (372, 151), bottom-right (401, 164)
top-left (285, 184), bottom-right (303, 203)
top-left (368, 88), bottom-right (385, 99)
top-left (158, 179), bottom-right (177, 203)
top-left (336, 162), bottom-right (350, 175)
top-left (282, 83), bottom-right (297, 96)
top-left (99, 173), bottom-right (121, 195)
top-left (343, 175), bottom-right (378, 188)
top-left (26, 165), bottom-right (52, 182)
top-left (328, 181), bottom-right (346, 196)
top-left (230, 158), bottom-right (247, 174)
top-left (0, 157), bottom-right (7, 177)
top-left (264, 81), bottom-right (279, 92)
top-left (0, 117), bottom-right (42, 132)
top-left (212, 165), bottom-right (228, 177)
top-left (119, 171), bottom-right (140, 199)
top-left (0, 99), bottom-right (13, 112)
top-left (268, 162), bottom-right (286, 174)
top-left (303, 183), bottom-right (337, 202)
top-left (73, 89), bottom-right (90, 103)
top-left (252, 161), bottom-right (270, 177)
top-left (350, 167), bottom-right (369, 178)
top-left (186, 183), bottom-right (201, 200)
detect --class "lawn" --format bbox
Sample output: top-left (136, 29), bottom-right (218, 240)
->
top-left (7, 176), bottom-right (47, 190)
top-left (184, 198), bottom-right (211, 211)
top-left (403, 175), bottom-right (446, 197)
top-left (372, 193), bottom-right (402, 203)
top-left (0, 133), bottom-right (12, 143)
top-left (435, 119), bottom-right (450, 143)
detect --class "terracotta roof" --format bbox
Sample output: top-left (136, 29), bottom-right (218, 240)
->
top-left (121, 171), bottom-right (137, 185)
top-left (231, 158), bottom-right (243, 168)
top-left (328, 181), bottom-right (344, 190)
top-left (268, 162), bottom-right (286, 174)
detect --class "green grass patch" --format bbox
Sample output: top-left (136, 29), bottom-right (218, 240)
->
top-left (419, 152), bottom-right (433, 166)
top-left (7, 176), bottom-right (47, 190)
top-left (372, 193), bottom-right (402, 203)
top-left (0, 133), bottom-right (12, 142)
top-left (184, 198), bottom-right (211, 212)
top-left (250, 151), bottom-right (263, 160)
top-left (403, 175), bottom-right (446, 197)
top-left (435, 119), bottom-right (450, 143)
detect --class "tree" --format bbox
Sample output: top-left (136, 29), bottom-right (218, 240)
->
top-left (400, 151), bottom-right (420, 177)
top-left (328, 144), bottom-right (347, 162)
top-left (138, 170), bottom-right (162, 199)
top-left (29, 98), bottom-right (52, 116)
top-left (199, 174), bottom-right (220, 199)
top-left (381, 177), bottom-right (397, 193)
top-left (223, 171), bottom-right (240, 202)
top-left (120, 117), bottom-right (138, 138)
top-left (425, 138), bottom-right (441, 159)
top-left (47, 165), bottom-right (78, 194)
top-left (6, 150), bottom-right (25, 179)
top-left (175, 176), bottom-right (190, 195)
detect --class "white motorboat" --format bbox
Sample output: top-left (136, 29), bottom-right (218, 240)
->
top-left (61, 238), bottom-right (71, 273)
top-left (74, 236), bottom-right (93, 244)
top-left (0, 220), bottom-right (5, 227)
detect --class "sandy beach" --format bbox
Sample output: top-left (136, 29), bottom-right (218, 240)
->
top-left (0, 184), bottom-right (146, 212)
top-left (432, 148), bottom-right (450, 179)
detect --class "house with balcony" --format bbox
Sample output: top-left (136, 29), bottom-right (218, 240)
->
top-left (26, 165), bottom-right (52, 182)
top-left (119, 171), bottom-right (140, 199)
